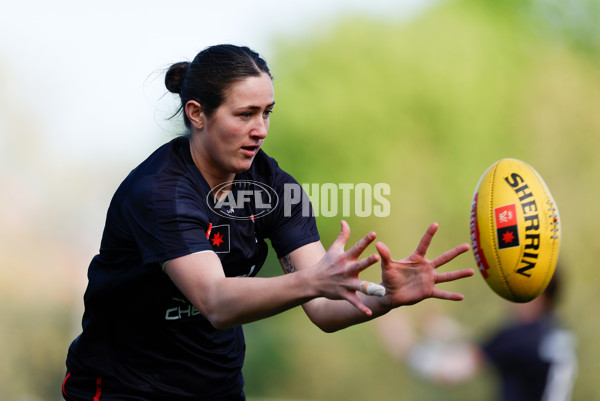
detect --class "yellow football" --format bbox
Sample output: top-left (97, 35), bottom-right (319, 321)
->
top-left (469, 158), bottom-right (560, 302)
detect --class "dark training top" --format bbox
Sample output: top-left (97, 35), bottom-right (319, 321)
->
top-left (66, 136), bottom-right (320, 399)
top-left (482, 314), bottom-right (577, 401)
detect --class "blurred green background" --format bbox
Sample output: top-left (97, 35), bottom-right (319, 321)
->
top-left (1, 0), bottom-right (599, 400)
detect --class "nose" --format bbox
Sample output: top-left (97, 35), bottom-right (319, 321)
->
top-left (251, 116), bottom-right (268, 139)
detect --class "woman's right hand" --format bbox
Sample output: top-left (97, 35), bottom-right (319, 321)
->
top-left (307, 220), bottom-right (381, 316)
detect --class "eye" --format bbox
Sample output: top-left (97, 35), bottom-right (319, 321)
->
top-left (263, 109), bottom-right (273, 118)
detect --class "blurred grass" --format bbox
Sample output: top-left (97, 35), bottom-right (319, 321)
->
top-left (1, 0), bottom-right (599, 399)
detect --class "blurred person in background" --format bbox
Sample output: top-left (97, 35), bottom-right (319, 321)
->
top-left (377, 267), bottom-right (577, 401)
top-left (62, 44), bottom-right (475, 401)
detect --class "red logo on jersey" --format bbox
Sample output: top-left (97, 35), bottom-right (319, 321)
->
top-left (212, 232), bottom-right (224, 247)
top-left (207, 224), bottom-right (230, 253)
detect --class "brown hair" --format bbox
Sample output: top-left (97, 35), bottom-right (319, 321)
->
top-left (165, 44), bottom-right (272, 128)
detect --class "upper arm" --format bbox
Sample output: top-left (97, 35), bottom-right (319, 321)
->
top-left (279, 240), bottom-right (326, 274)
top-left (164, 250), bottom-right (224, 319)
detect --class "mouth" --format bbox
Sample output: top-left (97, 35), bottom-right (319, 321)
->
top-left (241, 144), bottom-right (260, 157)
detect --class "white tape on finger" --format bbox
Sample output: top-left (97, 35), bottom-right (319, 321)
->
top-left (359, 281), bottom-right (386, 297)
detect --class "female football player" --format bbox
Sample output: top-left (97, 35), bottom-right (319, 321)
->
top-left (63, 44), bottom-right (473, 401)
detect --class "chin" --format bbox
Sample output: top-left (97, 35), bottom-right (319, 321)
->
top-left (233, 159), bottom-right (255, 173)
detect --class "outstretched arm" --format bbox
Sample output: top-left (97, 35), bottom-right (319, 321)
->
top-left (165, 221), bottom-right (379, 330)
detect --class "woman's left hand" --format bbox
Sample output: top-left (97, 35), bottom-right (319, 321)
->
top-left (376, 223), bottom-right (474, 308)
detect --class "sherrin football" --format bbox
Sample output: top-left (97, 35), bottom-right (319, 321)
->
top-left (470, 159), bottom-right (560, 303)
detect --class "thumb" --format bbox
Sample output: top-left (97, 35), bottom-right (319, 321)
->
top-left (375, 241), bottom-right (393, 267)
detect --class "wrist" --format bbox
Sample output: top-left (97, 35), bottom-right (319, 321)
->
top-left (295, 265), bottom-right (320, 300)
top-left (379, 289), bottom-right (395, 312)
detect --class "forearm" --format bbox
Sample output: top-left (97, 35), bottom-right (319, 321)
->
top-left (203, 274), bottom-right (319, 329)
top-left (302, 290), bottom-right (392, 333)
top-left (281, 240), bottom-right (390, 332)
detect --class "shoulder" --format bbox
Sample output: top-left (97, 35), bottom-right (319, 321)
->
top-left (117, 137), bottom-right (207, 211)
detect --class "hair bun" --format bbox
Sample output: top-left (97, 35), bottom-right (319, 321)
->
top-left (165, 61), bottom-right (190, 94)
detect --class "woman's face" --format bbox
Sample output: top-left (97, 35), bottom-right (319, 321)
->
top-left (197, 72), bottom-right (275, 177)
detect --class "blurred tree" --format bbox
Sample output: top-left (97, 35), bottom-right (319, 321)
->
top-left (250, 0), bottom-right (599, 400)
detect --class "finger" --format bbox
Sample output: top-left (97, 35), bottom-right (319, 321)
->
top-left (415, 223), bottom-right (439, 257)
top-left (348, 254), bottom-right (380, 275)
top-left (431, 243), bottom-right (471, 269)
top-left (331, 220), bottom-right (351, 252)
top-left (431, 288), bottom-right (466, 301)
top-left (345, 292), bottom-right (373, 316)
top-left (346, 231), bottom-right (377, 260)
top-left (434, 268), bottom-right (475, 284)
top-left (358, 281), bottom-right (386, 297)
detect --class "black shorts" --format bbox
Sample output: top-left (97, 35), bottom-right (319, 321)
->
top-left (63, 372), bottom-right (145, 401)
top-left (62, 371), bottom-right (246, 401)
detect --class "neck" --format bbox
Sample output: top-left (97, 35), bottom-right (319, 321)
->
top-left (189, 135), bottom-right (235, 196)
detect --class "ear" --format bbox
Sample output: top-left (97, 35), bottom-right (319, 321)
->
top-left (185, 100), bottom-right (205, 130)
